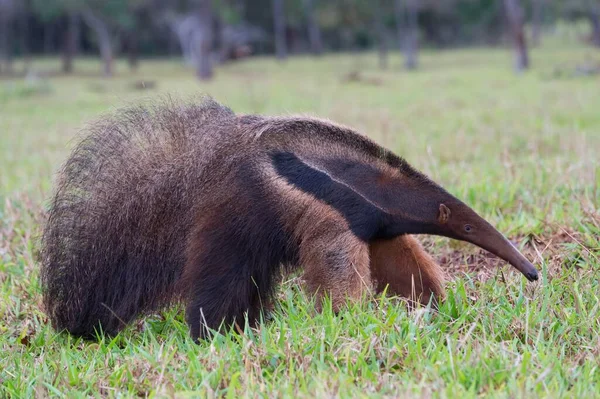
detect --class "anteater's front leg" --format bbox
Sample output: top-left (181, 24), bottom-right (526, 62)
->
top-left (369, 235), bottom-right (445, 306)
top-left (297, 210), bottom-right (372, 312)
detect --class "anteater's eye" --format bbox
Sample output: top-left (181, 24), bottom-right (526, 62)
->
top-left (464, 224), bottom-right (473, 233)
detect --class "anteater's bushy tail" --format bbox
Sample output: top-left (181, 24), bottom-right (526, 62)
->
top-left (39, 98), bottom-right (236, 337)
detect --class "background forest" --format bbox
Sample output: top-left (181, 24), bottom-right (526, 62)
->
top-left (0, 0), bottom-right (599, 77)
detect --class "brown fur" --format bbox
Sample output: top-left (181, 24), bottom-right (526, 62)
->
top-left (40, 97), bottom-right (536, 341)
top-left (370, 236), bottom-right (445, 306)
top-left (296, 206), bottom-right (372, 312)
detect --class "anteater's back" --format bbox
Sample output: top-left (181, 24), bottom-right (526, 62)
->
top-left (40, 99), bottom-right (245, 337)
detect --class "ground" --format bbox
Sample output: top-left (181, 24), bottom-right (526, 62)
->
top-left (1, 42), bottom-right (599, 398)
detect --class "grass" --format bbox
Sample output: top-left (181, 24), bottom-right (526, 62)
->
top-left (1, 42), bottom-right (599, 397)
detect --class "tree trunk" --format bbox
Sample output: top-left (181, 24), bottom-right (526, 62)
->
top-left (196, 0), bottom-right (213, 80)
top-left (303, 0), bottom-right (322, 55)
top-left (503, 0), bottom-right (529, 71)
top-left (0, 16), bottom-right (12, 74)
top-left (81, 8), bottom-right (114, 77)
top-left (20, 3), bottom-right (31, 74)
top-left (0, 20), bottom-right (6, 75)
top-left (375, 0), bottom-right (388, 69)
top-left (531, 0), bottom-right (543, 46)
top-left (62, 13), bottom-right (78, 74)
top-left (590, 4), bottom-right (600, 48)
top-left (395, 0), bottom-right (418, 70)
top-left (44, 22), bottom-right (54, 54)
top-left (213, 13), bottom-right (226, 63)
top-left (127, 33), bottom-right (139, 71)
top-left (394, 0), bottom-right (403, 57)
top-left (169, 15), bottom-right (195, 65)
top-left (272, 0), bottom-right (287, 60)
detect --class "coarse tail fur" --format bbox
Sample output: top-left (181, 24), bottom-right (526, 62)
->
top-left (40, 98), bottom-right (538, 341)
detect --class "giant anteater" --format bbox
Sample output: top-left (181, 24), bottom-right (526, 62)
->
top-left (40, 98), bottom-right (538, 340)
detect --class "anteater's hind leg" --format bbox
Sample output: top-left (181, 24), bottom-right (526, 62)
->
top-left (183, 266), bottom-right (265, 341)
top-left (298, 209), bottom-right (372, 312)
top-left (181, 186), bottom-right (294, 341)
top-left (369, 235), bottom-right (445, 306)
top-left (182, 233), bottom-right (274, 341)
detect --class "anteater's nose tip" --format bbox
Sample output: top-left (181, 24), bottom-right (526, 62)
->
top-left (526, 271), bottom-right (539, 282)
top-left (515, 258), bottom-right (538, 282)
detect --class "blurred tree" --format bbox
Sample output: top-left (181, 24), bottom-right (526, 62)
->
top-left (303, 0), bottom-right (323, 54)
top-left (0, 0), bottom-right (16, 74)
top-left (272, 0), bottom-right (287, 59)
top-left (166, 0), bottom-right (243, 78)
top-left (123, 2), bottom-right (142, 71)
top-left (115, 0), bottom-right (161, 72)
top-left (590, 2), bottom-right (600, 47)
top-left (5, 0), bottom-right (599, 75)
top-left (31, 0), bottom-right (80, 73)
top-left (80, 6), bottom-right (114, 77)
top-left (281, 0), bottom-right (305, 53)
top-left (504, 0), bottom-right (529, 71)
top-left (531, 0), bottom-right (544, 46)
top-left (19, 0), bottom-right (32, 73)
top-left (215, 1), bottom-right (264, 62)
top-left (195, 0), bottom-right (213, 79)
top-left (395, 0), bottom-right (419, 70)
top-left (374, 0), bottom-right (388, 69)
top-left (560, 0), bottom-right (600, 47)
top-left (31, 0), bottom-right (133, 76)
top-left (31, 0), bottom-right (60, 55)
top-left (62, 13), bottom-right (79, 73)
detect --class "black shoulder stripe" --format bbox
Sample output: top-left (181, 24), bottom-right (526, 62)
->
top-left (270, 151), bottom-right (383, 241)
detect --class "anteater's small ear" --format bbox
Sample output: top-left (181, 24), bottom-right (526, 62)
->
top-left (438, 204), bottom-right (451, 224)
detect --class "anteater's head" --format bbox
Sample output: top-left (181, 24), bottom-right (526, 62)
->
top-left (262, 117), bottom-right (539, 282)
top-left (432, 201), bottom-right (539, 282)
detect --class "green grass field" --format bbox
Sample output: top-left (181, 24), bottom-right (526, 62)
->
top-left (1, 43), bottom-right (599, 398)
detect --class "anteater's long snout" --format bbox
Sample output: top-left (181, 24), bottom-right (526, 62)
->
top-left (474, 225), bottom-right (539, 281)
top-left (492, 235), bottom-right (539, 281)
top-left (509, 251), bottom-right (539, 281)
